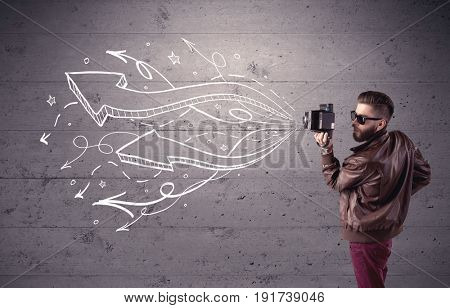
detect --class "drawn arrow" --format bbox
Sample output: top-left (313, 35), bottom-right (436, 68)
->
top-left (40, 132), bottom-right (51, 145)
top-left (181, 38), bottom-right (223, 67)
top-left (94, 172), bottom-right (217, 225)
top-left (60, 161), bottom-right (72, 170)
top-left (95, 170), bottom-right (223, 231)
top-left (92, 191), bottom-right (170, 216)
top-left (105, 50), bottom-right (129, 63)
top-left (60, 138), bottom-right (87, 170)
top-left (75, 182), bottom-right (90, 199)
top-left (65, 71), bottom-right (293, 127)
top-left (116, 221), bottom-right (133, 232)
top-left (181, 38), bottom-right (195, 53)
top-left (116, 129), bottom-right (294, 172)
top-left (106, 50), bottom-right (175, 87)
top-left (181, 38), bottom-right (226, 81)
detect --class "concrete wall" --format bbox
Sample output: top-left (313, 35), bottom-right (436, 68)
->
top-left (0, 0), bottom-right (449, 287)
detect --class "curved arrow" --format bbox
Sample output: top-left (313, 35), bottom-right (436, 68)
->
top-left (115, 128), bottom-right (294, 172)
top-left (181, 37), bottom-right (226, 81)
top-left (106, 49), bottom-right (175, 88)
top-left (65, 71), bottom-right (293, 127)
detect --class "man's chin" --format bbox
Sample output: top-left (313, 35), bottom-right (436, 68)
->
top-left (353, 131), bottom-right (364, 142)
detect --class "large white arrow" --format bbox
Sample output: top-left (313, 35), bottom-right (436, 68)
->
top-left (65, 71), bottom-right (293, 127)
top-left (115, 129), bottom-right (295, 172)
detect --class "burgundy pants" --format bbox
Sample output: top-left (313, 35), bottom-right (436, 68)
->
top-left (349, 239), bottom-right (392, 288)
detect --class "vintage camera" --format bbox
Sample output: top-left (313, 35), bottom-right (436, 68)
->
top-left (302, 104), bottom-right (335, 137)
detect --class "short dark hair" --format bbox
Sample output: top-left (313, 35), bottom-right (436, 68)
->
top-left (357, 91), bottom-right (394, 121)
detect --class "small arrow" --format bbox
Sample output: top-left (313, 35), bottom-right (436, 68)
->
top-left (116, 221), bottom-right (132, 232)
top-left (40, 132), bottom-right (51, 145)
top-left (180, 38), bottom-right (226, 81)
top-left (104, 50), bottom-right (174, 88)
top-left (60, 161), bottom-right (72, 170)
top-left (75, 182), bottom-right (90, 199)
top-left (106, 50), bottom-right (128, 63)
top-left (181, 38), bottom-right (195, 53)
top-left (92, 192), bottom-right (135, 218)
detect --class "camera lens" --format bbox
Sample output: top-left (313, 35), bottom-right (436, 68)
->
top-left (303, 113), bottom-right (309, 129)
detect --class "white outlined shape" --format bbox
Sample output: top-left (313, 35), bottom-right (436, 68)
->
top-left (168, 51), bottom-right (180, 64)
top-left (115, 129), bottom-right (294, 172)
top-left (66, 71), bottom-right (293, 127)
top-left (99, 180), bottom-right (106, 188)
top-left (46, 95), bottom-right (56, 106)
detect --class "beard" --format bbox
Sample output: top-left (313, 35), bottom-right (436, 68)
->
top-left (353, 125), bottom-right (377, 142)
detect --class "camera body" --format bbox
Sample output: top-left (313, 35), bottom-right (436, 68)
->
top-left (303, 104), bottom-right (335, 137)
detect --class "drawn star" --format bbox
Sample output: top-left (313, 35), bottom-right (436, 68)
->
top-left (99, 180), bottom-right (106, 189)
top-left (168, 51), bottom-right (180, 65)
top-left (46, 95), bottom-right (56, 106)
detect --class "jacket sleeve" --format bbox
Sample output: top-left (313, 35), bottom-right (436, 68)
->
top-left (320, 146), bottom-right (377, 192)
top-left (411, 147), bottom-right (431, 195)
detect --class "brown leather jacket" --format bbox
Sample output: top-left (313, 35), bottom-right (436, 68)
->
top-left (321, 127), bottom-right (431, 243)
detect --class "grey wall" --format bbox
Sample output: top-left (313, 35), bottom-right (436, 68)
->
top-left (0, 0), bottom-right (449, 287)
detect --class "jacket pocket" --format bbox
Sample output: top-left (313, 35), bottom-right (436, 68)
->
top-left (357, 169), bottom-right (382, 212)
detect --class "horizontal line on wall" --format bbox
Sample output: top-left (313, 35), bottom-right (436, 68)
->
top-left (0, 129), bottom-right (446, 133)
top-left (0, 274), bottom-right (447, 277)
top-left (0, 226), bottom-right (448, 230)
top-left (2, 80), bottom-right (450, 84)
top-left (1, 32), bottom-right (450, 36)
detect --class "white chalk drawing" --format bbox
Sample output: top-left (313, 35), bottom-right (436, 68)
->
top-left (53, 113), bottom-right (61, 127)
top-left (75, 182), bottom-right (90, 199)
top-left (55, 38), bottom-right (296, 231)
top-left (40, 132), bottom-right (51, 145)
top-left (181, 38), bottom-right (227, 81)
top-left (64, 102), bottom-right (78, 109)
top-left (91, 165), bottom-right (102, 175)
top-left (46, 95), bottom-right (56, 106)
top-left (168, 51), bottom-right (180, 65)
top-left (99, 180), bottom-right (106, 189)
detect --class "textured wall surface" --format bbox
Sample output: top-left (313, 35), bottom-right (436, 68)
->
top-left (0, 0), bottom-right (449, 288)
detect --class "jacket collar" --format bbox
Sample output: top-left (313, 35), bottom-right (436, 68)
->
top-left (350, 127), bottom-right (388, 153)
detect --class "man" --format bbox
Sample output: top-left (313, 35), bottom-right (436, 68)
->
top-left (314, 91), bottom-right (431, 288)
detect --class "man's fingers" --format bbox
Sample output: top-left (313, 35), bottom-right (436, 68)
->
top-left (314, 132), bottom-right (325, 146)
top-left (314, 133), bottom-right (320, 142)
top-left (323, 132), bottom-right (328, 143)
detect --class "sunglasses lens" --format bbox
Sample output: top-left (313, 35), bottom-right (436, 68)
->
top-left (351, 111), bottom-right (366, 124)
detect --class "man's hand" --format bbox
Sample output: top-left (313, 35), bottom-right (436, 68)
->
top-left (314, 131), bottom-right (332, 148)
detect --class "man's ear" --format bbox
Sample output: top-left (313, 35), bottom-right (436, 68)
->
top-left (377, 119), bottom-right (387, 131)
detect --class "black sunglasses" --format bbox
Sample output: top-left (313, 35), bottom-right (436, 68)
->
top-left (350, 111), bottom-right (382, 125)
